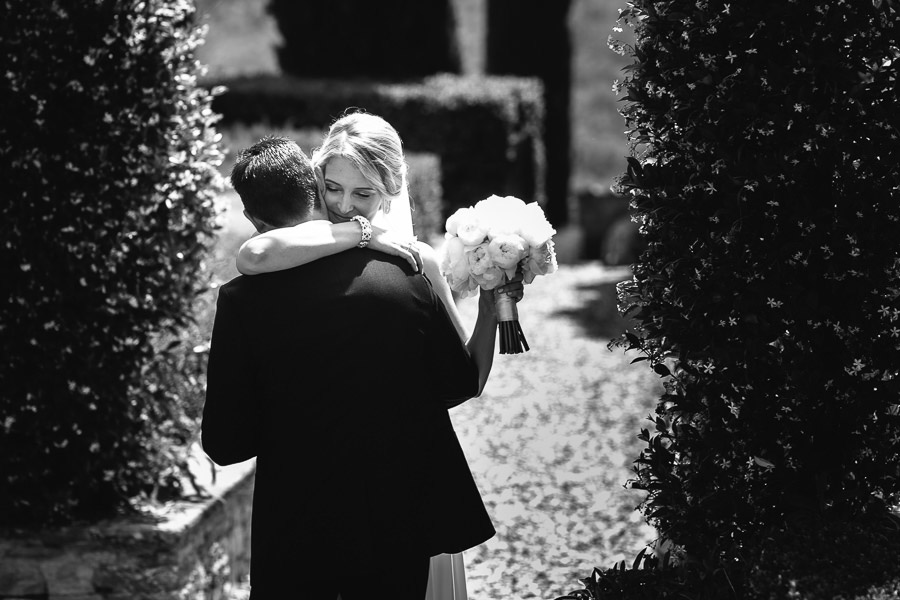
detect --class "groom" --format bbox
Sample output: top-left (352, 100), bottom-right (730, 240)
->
top-left (201, 136), bottom-right (495, 599)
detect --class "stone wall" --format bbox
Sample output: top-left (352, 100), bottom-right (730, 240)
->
top-left (0, 455), bottom-right (254, 600)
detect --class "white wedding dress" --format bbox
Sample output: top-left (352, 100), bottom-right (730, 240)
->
top-left (377, 195), bottom-right (470, 600)
top-left (425, 553), bottom-right (467, 600)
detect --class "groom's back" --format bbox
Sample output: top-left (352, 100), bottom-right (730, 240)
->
top-left (203, 249), bottom-right (478, 585)
top-left (221, 249), bottom-right (462, 403)
top-left (206, 247), bottom-right (478, 454)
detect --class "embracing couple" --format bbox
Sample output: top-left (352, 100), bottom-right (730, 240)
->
top-left (201, 110), bottom-right (524, 599)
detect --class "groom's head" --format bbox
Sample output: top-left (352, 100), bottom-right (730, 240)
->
top-left (231, 136), bottom-right (321, 232)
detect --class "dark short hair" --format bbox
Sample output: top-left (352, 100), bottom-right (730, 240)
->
top-left (230, 136), bottom-right (319, 227)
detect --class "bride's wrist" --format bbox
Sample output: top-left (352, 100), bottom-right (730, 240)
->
top-left (350, 215), bottom-right (371, 248)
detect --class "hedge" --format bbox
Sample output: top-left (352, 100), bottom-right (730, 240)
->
top-left (207, 73), bottom-right (546, 221)
top-left (558, 0), bottom-right (900, 596)
top-left (557, 514), bottom-right (900, 600)
top-left (610, 0), bottom-right (900, 554)
top-left (1, 0), bottom-right (224, 525)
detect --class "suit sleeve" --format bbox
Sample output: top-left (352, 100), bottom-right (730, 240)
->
top-left (201, 286), bottom-right (260, 465)
top-left (423, 281), bottom-right (480, 408)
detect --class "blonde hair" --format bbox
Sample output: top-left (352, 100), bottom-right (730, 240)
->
top-left (311, 111), bottom-right (410, 203)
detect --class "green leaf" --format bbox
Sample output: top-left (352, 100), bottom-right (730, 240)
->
top-left (632, 547), bottom-right (647, 570)
top-left (753, 456), bottom-right (775, 469)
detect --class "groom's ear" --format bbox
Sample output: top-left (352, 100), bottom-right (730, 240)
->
top-left (243, 209), bottom-right (269, 233)
top-left (314, 166), bottom-right (326, 201)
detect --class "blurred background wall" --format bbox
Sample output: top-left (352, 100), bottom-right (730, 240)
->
top-left (197, 0), bottom-right (628, 194)
top-left (195, 0), bottom-right (637, 263)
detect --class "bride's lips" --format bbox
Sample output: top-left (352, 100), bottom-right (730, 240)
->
top-left (328, 211), bottom-right (354, 223)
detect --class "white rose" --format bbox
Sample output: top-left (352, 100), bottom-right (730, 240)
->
top-left (446, 207), bottom-right (488, 246)
top-left (474, 195), bottom-right (528, 237)
top-left (518, 202), bottom-right (557, 247)
top-left (444, 207), bottom-right (470, 236)
top-left (440, 236), bottom-right (471, 286)
top-left (466, 243), bottom-right (494, 276)
top-left (522, 239), bottom-right (558, 283)
top-left (486, 233), bottom-right (527, 277)
top-left (473, 265), bottom-right (505, 290)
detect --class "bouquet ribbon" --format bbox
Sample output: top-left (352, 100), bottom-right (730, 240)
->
top-left (495, 292), bottom-right (529, 354)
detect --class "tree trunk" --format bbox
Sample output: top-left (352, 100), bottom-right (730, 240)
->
top-left (486, 0), bottom-right (573, 227)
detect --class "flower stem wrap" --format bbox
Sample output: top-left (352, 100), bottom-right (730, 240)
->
top-left (495, 292), bottom-right (529, 354)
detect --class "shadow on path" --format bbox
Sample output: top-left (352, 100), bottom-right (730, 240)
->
top-left (550, 265), bottom-right (634, 342)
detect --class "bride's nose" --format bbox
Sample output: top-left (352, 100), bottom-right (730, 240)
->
top-left (338, 192), bottom-right (354, 214)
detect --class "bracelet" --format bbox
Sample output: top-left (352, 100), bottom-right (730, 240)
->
top-left (350, 215), bottom-right (372, 248)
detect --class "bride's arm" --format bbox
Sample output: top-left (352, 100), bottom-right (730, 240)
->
top-left (237, 221), bottom-right (359, 275)
top-left (419, 243), bottom-right (523, 397)
top-left (419, 243), bottom-right (469, 341)
top-left (237, 221), bottom-right (423, 275)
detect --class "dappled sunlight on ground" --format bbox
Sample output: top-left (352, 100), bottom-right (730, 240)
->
top-left (451, 264), bottom-right (661, 599)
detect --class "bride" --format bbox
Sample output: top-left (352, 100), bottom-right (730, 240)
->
top-left (233, 110), bottom-right (522, 600)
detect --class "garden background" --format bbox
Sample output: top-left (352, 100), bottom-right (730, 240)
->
top-left (6, 0), bottom-right (898, 598)
top-left (195, 0), bottom-right (631, 195)
top-left (194, 0), bottom-right (663, 598)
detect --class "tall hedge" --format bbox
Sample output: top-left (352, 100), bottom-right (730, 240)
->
top-left (1, 0), bottom-right (224, 525)
top-left (609, 0), bottom-right (900, 559)
top-left (268, 0), bottom-right (461, 80)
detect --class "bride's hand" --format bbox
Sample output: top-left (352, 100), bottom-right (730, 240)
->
top-left (478, 271), bottom-right (525, 316)
top-left (492, 271), bottom-right (525, 302)
top-left (368, 225), bottom-right (423, 273)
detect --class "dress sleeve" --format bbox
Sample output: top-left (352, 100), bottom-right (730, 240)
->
top-left (201, 286), bottom-right (261, 465)
top-left (423, 276), bottom-right (480, 408)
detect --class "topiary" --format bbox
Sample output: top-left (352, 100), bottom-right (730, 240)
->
top-left (1, 0), bottom-right (224, 526)
top-left (607, 0), bottom-right (900, 558)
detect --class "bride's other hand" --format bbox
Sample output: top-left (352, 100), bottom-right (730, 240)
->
top-left (476, 271), bottom-right (525, 320)
top-left (368, 225), bottom-right (423, 273)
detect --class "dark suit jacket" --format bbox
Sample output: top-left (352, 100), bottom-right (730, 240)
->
top-left (201, 249), bottom-right (495, 595)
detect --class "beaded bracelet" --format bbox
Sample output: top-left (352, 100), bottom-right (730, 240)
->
top-left (350, 215), bottom-right (372, 248)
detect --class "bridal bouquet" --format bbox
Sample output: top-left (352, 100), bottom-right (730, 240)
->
top-left (440, 194), bottom-right (558, 354)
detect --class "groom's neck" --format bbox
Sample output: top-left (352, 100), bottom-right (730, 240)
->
top-left (253, 209), bottom-right (329, 233)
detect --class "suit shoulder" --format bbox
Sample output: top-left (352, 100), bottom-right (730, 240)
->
top-left (217, 274), bottom-right (264, 305)
top-left (356, 248), bottom-right (413, 273)
top-left (219, 275), bottom-right (247, 293)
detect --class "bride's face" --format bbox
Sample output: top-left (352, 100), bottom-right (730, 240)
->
top-left (321, 156), bottom-right (384, 224)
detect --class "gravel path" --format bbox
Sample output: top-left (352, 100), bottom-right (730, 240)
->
top-left (449, 261), bottom-right (662, 600)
